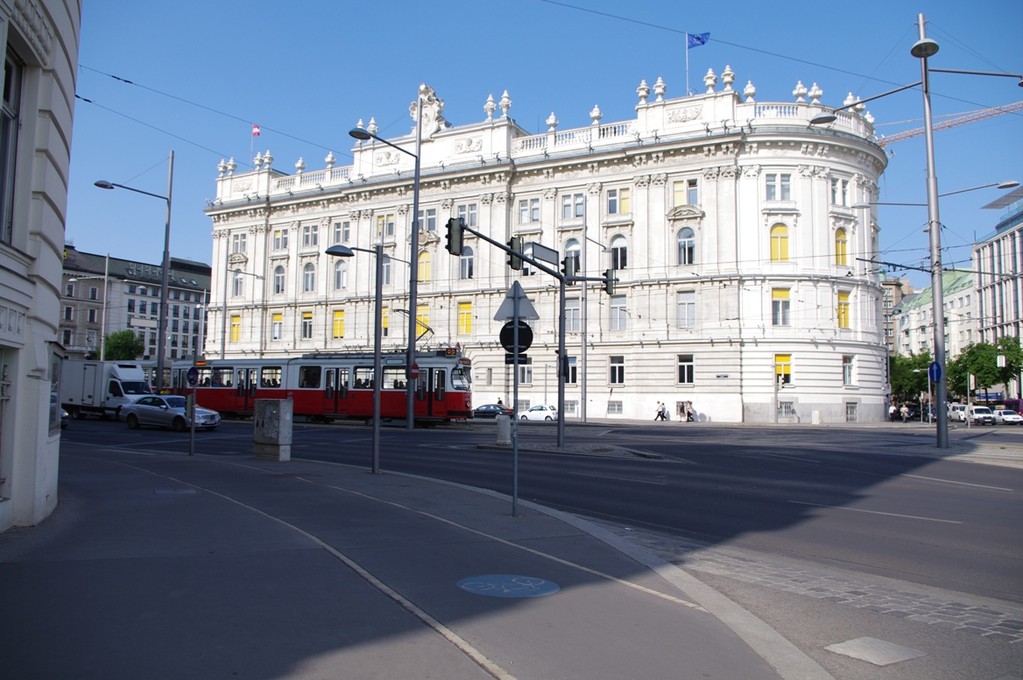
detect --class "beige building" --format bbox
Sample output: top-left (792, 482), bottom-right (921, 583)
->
top-left (206, 71), bottom-right (889, 424)
top-left (0, 1), bottom-right (80, 531)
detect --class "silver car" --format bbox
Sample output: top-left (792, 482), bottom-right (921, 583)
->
top-left (122, 395), bottom-right (221, 431)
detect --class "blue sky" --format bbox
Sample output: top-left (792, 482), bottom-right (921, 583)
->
top-left (67, 0), bottom-right (1022, 289)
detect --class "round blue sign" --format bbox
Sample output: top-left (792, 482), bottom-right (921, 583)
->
top-left (457, 574), bottom-right (560, 599)
top-left (928, 361), bottom-right (942, 383)
top-left (187, 366), bottom-right (199, 386)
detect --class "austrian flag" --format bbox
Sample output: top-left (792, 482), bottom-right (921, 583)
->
top-left (252, 124), bottom-right (261, 137)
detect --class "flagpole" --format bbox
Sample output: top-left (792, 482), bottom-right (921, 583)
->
top-left (683, 33), bottom-right (691, 96)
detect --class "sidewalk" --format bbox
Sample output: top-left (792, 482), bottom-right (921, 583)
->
top-left (0, 443), bottom-right (834, 680)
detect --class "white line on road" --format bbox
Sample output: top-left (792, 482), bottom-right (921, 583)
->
top-left (787, 500), bottom-right (963, 524)
top-left (901, 474), bottom-right (1014, 492)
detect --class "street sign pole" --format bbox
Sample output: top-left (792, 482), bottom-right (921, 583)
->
top-left (557, 276), bottom-right (566, 446)
top-left (511, 288), bottom-right (520, 517)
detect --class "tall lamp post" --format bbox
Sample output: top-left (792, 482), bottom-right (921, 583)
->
top-left (811, 14), bottom-right (1022, 448)
top-left (96, 150), bottom-right (174, 390)
top-left (349, 85), bottom-right (424, 430)
top-left (326, 243), bottom-right (384, 473)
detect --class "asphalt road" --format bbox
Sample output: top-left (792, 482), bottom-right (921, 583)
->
top-left (60, 418), bottom-right (1023, 605)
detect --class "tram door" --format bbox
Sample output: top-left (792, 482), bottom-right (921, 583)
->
top-left (323, 367), bottom-right (350, 415)
top-left (235, 367), bottom-right (259, 414)
top-left (415, 368), bottom-right (446, 417)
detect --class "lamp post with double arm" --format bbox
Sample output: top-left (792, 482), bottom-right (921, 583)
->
top-left (95, 150), bottom-right (174, 390)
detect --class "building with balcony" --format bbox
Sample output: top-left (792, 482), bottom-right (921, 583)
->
top-left (205, 71), bottom-right (889, 424)
top-left (0, 1), bottom-right (80, 531)
top-left (60, 246), bottom-right (211, 368)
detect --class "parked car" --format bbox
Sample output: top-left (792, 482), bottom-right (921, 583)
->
top-left (993, 408), bottom-right (1023, 425)
top-left (948, 403), bottom-right (967, 422)
top-left (966, 406), bottom-right (996, 426)
top-left (122, 395), bottom-right (221, 431)
top-left (520, 404), bottom-right (558, 421)
top-left (473, 403), bottom-right (514, 419)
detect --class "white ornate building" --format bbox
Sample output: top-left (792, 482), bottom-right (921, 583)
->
top-left (206, 70), bottom-right (889, 424)
top-left (0, 0), bottom-right (80, 531)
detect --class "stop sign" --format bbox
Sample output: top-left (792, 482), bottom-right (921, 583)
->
top-left (409, 363), bottom-right (420, 380)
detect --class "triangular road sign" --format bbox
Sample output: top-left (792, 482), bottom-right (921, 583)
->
top-left (494, 280), bottom-right (540, 320)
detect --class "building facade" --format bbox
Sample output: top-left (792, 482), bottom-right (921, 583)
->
top-left (880, 276), bottom-right (913, 355)
top-left (206, 71), bottom-right (889, 424)
top-left (60, 246), bottom-right (212, 369)
top-left (895, 270), bottom-right (977, 359)
top-left (0, 0), bottom-right (80, 531)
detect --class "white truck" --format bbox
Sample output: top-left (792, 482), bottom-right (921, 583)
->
top-left (60, 360), bottom-right (152, 420)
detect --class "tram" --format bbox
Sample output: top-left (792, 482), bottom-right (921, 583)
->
top-left (169, 349), bottom-right (472, 423)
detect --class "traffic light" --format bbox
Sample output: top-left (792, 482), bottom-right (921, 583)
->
top-left (561, 254), bottom-right (578, 282)
top-left (602, 269), bottom-right (616, 295)
top-left (507, 236), bottom-right (523, 271)
top-left (445, 217), bottom-right (464, 256)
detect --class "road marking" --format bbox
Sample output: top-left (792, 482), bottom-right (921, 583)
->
top-left (788, 500), bottom-right (963, 524)
top-left (571, 471), bottom-right (668, 486)
top-left (902, 474), bottom-right (1013, 492)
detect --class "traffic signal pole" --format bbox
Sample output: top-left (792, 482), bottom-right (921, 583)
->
top-left (446, 219), bottom-right (617, 449)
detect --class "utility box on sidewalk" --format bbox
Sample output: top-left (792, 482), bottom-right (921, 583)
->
top-left (495, 414), bottom-right (511, 446)
top-left (253, 399), bottom-right (292, 461)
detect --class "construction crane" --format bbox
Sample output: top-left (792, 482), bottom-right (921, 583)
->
top-left (877, 100), bottom-right (1023, 148)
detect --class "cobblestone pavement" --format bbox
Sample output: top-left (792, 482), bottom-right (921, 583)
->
top-left (600, 524), bottom-right (1023, 645)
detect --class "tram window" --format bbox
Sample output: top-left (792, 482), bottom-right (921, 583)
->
top-left (261, 366), bottom-right (282, 387)
top-left (353, 367), bottom-right (376, 389)
top-left (210, 368), bottom-right (233, 387)
top-left (338, 368), bottom-right (349, 389)
top-left (298, 365), bottom-right (322, 389)
top-left (383, 366), bottom-right (405, 390)
top-left (434, 370), bottom-right (446, 397)
top-left (452, 367), bottom-right (470, 390)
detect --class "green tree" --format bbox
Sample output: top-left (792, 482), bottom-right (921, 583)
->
top-left (890, 351), bottom-right (932, 403)
top-left (104, 330), bottom-right (144, 360)
top-left (947, 341), bottom-right (1010, 401)
top-left (995, 336), bottom-right (1023, 397)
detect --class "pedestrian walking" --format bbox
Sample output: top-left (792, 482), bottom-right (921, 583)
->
top-left (654, 402), bottom-right (666, 421)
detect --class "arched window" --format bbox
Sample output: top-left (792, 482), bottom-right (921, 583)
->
top-left (770, 224), bottom-right (789, 262)
top-left (834, 227), bottom-right (848, 266)
top-left (610, 235), bottom-right (627, 270)
top-left (418, 251), bottom-right (432, 283)
top-left (303, 262), bottom-right (316, 292)
top-left (676, 228), bottom-right (696, 265)
top-left (273, 265), bottom-right (285, 295)
top-left (564, 239), bottom-right (581, 275)
top-left (334, 260), bottom-right (348, 290)
top-left (459, 246), bottom-right (474, 280)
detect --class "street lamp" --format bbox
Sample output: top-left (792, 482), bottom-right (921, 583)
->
top-left (326, 243), bottom-right (384, 473)
top-left (349, 84), bottom-right (425, 430)
top-left (95, 150), bottom-right (174, 390)
top-left (810, 14), bottom-right (1022, 448)
top-left (850, 181), bottom-right (1019, 208)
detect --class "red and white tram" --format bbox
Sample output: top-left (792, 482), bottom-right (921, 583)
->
top-left (170, 349), bottom-right (472, 423)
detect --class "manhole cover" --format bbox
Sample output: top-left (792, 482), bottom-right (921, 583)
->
top-left (457, 574), bottom-right (559, 599)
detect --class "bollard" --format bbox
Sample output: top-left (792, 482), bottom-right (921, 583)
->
top-left (253, 399), bottom-right (293, 461)
top-left (495, 414), bottom-right (511, 446)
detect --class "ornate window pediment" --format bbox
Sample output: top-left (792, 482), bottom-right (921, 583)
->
top-left (667, 205), bottom-right (705, 221)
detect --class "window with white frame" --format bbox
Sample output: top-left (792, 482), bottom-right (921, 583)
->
top-left (232, 271), bottom-right (244, 297)
top-left (565, 298), bottom-right (580, 333)
top-left (419, 207), bottom-right (437, 232)
top-left (456, 202), bottom-right (478, 228)
top-left (566, 357), bottom-right (577, 384)
top-left (607, 400), bottom-right (623, 414)
top-left (772, 289), bottom-right (790, 326)
top-left (677, 290), bottom-right (696, 328)
top-left (518, 364), bottom-right (532, 384)
top-left (561, 192), bottom-right (584, 220)
top-left (334, 260), bottom-right (348, 290)
top-left (377, 213), bottom-right (395, 239)
top-left (522, 244), bottom-right (536, 276)
top-left (333, 220), bottom-right (350, 244)
top-left (381, 256), bottom-right (392, 285)
top-left (303, 262), bottom-right (316, 292)
top-left (842, 355), bottom-right (854, 385)
top-left (302, 224), bottom-right (318, 248)
top-left (273, 228), bottom-right (288, 251)
top-left (273, 265), bottom-right (285, 295)
top-left (459, 246), bottom-right (474, 280)
top-left (831, 177), bottom-right (849, 207)
top-left (271, 313), bottom-right (283, 340)
top-left (609, 355), bottom-right (625, 384)
top-left (610, 235), bottom-right (627, 270)
top-left (610, 295), bottom-right (627, 330)
top-left (676, 227), bottom-right (696, 265)
top-left (1, 48), bottom-right (23, 244)
top-left (518, 197), bottom-right (540, 224)
top-left (677, 354), bottom-right (694, 384)
top-left (607, 187), bottom-right (630, 215)
top-left (673, 178), bottom-right (698, 206)
top-left (301, 312), bottom-right (313, 339)
top-left (231, 232), bottom-right (247, 253)
top-left (766, 173), bottom-right (791, 201)
top-left (564, 238), bottom-right (581, 276)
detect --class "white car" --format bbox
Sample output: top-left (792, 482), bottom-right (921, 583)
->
top-left (519, 404), bottom-right (558, 421)
top-left (122, 395), bottom-right (221, 431)
top-left (993, 409), bottom-right (1023, 425)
